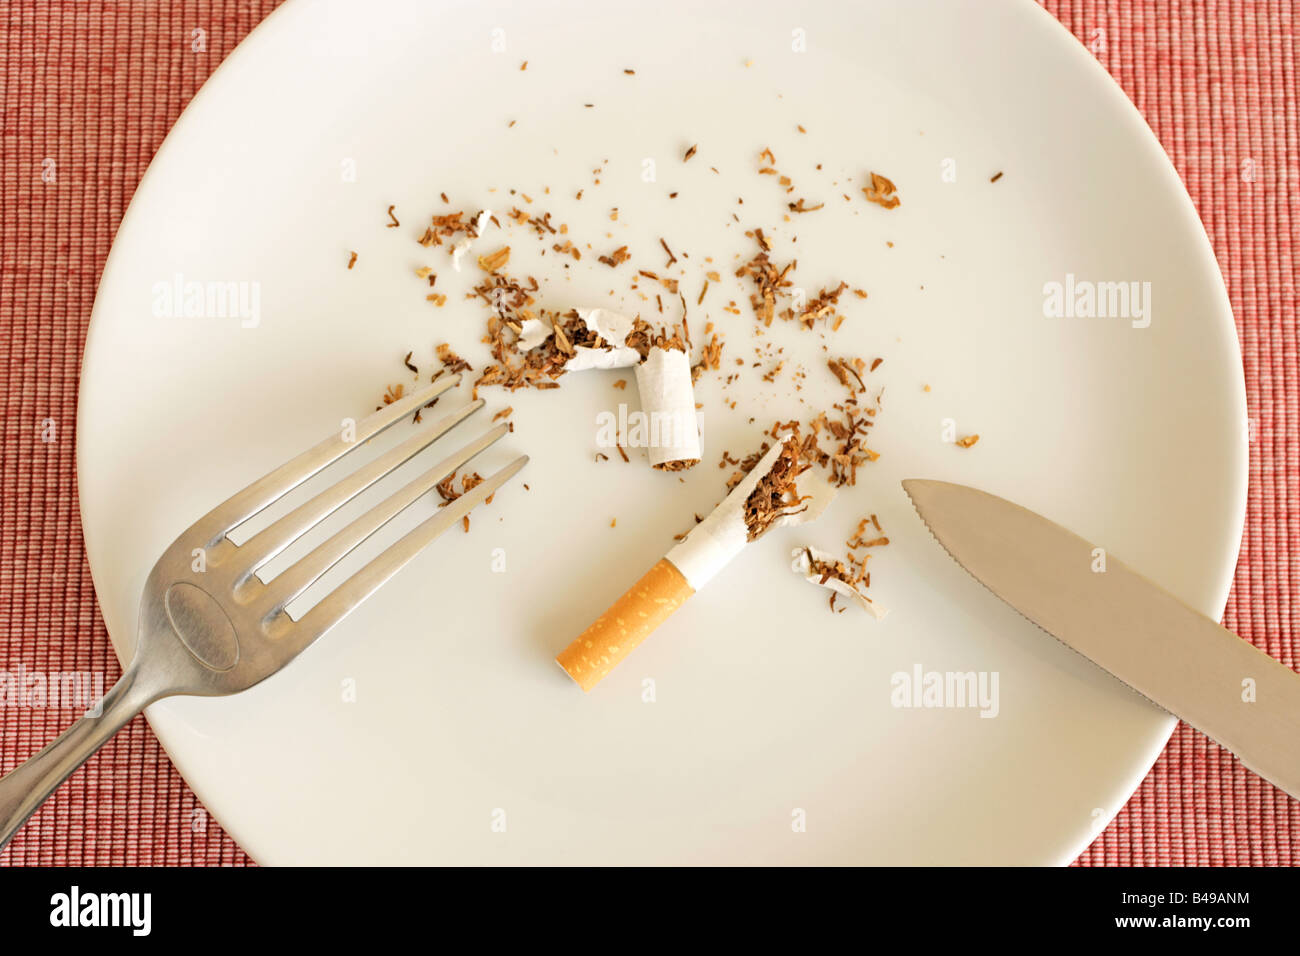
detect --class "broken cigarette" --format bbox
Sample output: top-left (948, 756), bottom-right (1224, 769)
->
top-left (635, 344), bottom-right (701, 470)
top-left (520, 308), bottom-right (701, 470)
top-left (556, 432), bottom-right (833, 691)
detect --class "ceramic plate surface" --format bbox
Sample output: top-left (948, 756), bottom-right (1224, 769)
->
top-left (79, 0), bottom-right (1245, 863)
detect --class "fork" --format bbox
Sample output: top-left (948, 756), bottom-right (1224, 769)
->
top-left (0, 375), bottom-right (526, 849)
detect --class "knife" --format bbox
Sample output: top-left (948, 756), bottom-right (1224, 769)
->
top-left (903, 478), bottom-right (1300, 800)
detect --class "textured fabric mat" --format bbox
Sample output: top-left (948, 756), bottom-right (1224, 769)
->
top-left (0, 0), bottom-right (1295, 866)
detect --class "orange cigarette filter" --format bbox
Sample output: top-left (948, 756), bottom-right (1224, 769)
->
top-left (556, 558), bottom-right (695, 691)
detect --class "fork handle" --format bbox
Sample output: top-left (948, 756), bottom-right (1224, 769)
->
top-left (0, 667), bottom-right (154, 850)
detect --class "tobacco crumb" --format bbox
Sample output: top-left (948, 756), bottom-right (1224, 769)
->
top-left (477, 245), bottom-right (512, 273)
top-left (683, 144), bottom-right (698, 162)
top-left (435, 471), bottom-right (489, 531)
top-left (435, 343), bottom-right (472, 374)
top-left (955, 434), bottom-right (980, 448)
top-left (386, 205), bottom-right (400, 228)
top-left (800, 511), bottom-right (887, 615)
top-left (417, 208), bottom-right (489, 248)
top-left (654, 458), bottom-right (699, 473)
top-left (990, 171), bottom-right (1004, 183)
top-left (742, 439), bottom-right (809, 541)
top-left (597, 245), bottom-right (630, 268)
top-left (347, 251), bottom-right (357, 269)
top-left (862, 171), bottom-right (901, 209)
top-left (659, 237), bottom-right (677, 267)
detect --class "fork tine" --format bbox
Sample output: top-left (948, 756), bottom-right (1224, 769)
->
top-left (251, 423), bottom-right (512, 616)
top-left (187, 374), bottom-right (463, 548)
top-left (279, 455), bottom-right (528, 651)
top-left (234, 399), bottom-right (485, 577)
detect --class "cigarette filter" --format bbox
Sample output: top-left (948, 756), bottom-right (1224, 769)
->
top-left (555, 558), bottom-right (695, 692)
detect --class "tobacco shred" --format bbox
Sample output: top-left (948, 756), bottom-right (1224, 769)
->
top-left (478, 246), bottom-right (511, 273)
top-left (417, 209), bottom-right (488, 248)
top-left (597, 245), bottom-right (630, 268)
top-left (862, 171), bottom-right (901, 209)
top-left (741, 439), bottom-right (810, 541)
top-left (435, 471), bottom-right (489, 532)
top-left (791, 514), bottom-right (892, 613)
top-left (654, 458), bottom-right (699, 473)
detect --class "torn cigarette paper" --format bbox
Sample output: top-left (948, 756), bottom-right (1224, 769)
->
top-left (517, 308), bottom-right (641, 369)
top-left (791, 546), bottom-right (888, 619)
top-left (666, 433), bottom-right (833, 590)
top-left (635, 346), bottom-right (701, 468)
top-left (515, 316), bottom-right (550, 351)
top-left (563, 308), bottom-right (642, 370)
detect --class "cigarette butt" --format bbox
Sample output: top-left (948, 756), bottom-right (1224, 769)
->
top-left (556, 558), bottom-right (694, 692)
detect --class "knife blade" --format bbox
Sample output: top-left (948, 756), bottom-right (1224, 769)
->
top-left (903, 478), bottom-right (1300, 800)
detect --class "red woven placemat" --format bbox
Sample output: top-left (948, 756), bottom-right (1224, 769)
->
top-left (0, 0), bottom-right (1295, 867)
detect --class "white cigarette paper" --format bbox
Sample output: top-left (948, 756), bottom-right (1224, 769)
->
top-left (666, 433), bottom-right (834, 590)
top-left (517, 307), bottom-right (641, 370)
top-left (635, 346), bottom-right (701, 468)
top-left (791, 546), bottom-right (888, 619)
top-left (565, 308), bottom-right (641, 370)
top-left (515, 316), bottom-right (550, 351)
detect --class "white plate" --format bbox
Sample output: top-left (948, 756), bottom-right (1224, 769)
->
top-left (79, 0), bottom-right (1245, 864)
